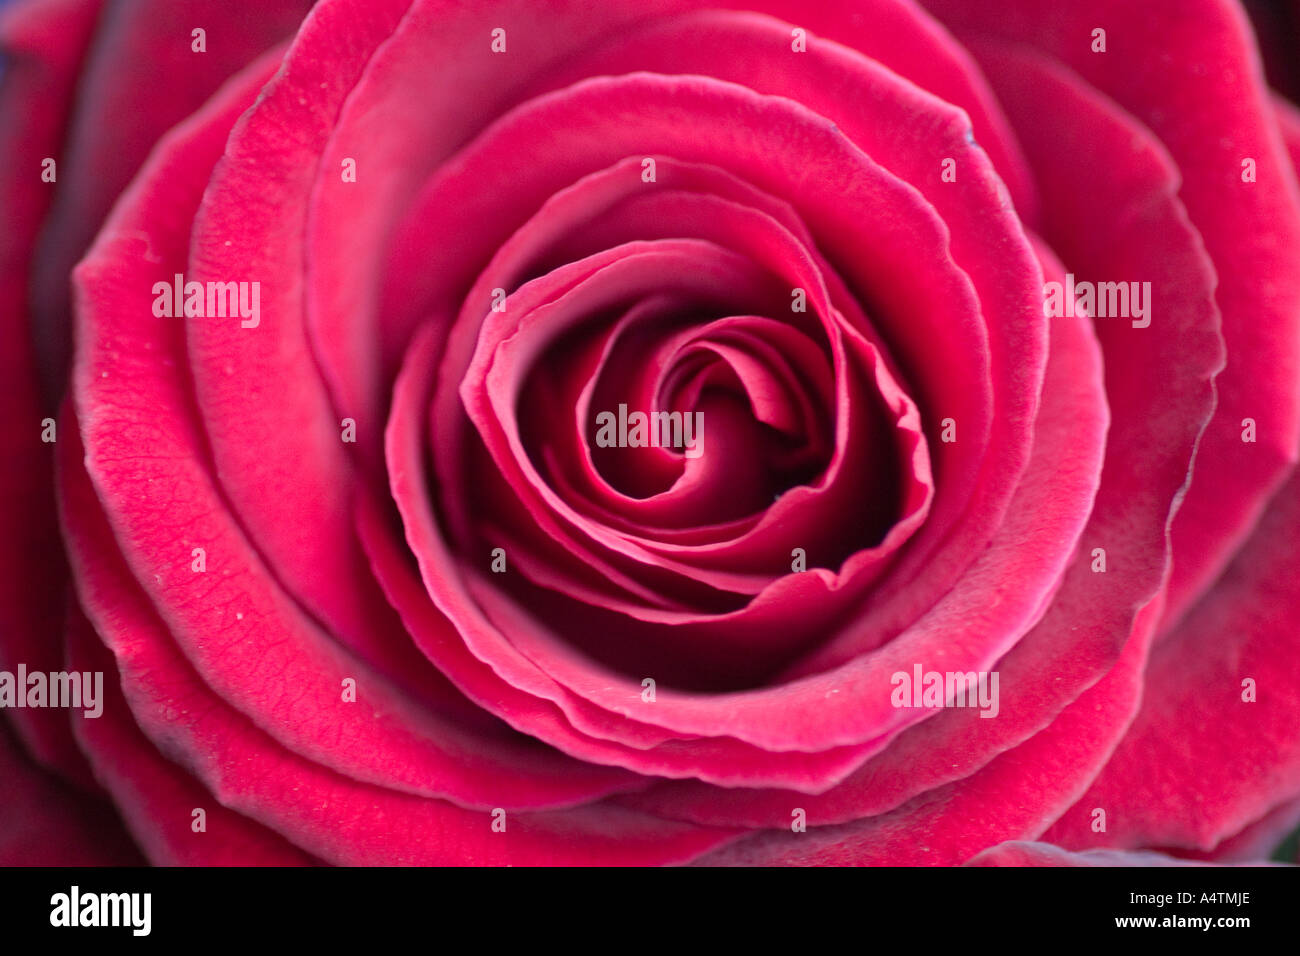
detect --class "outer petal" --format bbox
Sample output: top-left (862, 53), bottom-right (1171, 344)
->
top-left (1041, 94), bottom-right (1300, 857)
top-left (65, 605), bottom-right (320, 866)
top-left (0, 0), bottom-right (101, 789)
top-left (0, 0), bottom-right (311, 803)
top-left (966, 841), bottom-right (1276, 867)
top-left (1042, 463), bottom-right (1300, 853)
top-left (0, 717), bottom-right (141, 866)
top-left (29, 0), bottom-right (311, 389)
top-left (923, 0), bottom-right (1300, 636)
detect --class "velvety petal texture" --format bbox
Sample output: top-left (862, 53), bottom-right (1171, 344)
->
top-left (2, 0), bottom-right (1298, 867)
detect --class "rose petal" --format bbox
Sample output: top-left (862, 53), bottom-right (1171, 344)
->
top-left (30, 0), bottom-right (310, 391)
top-left (965, 841), bottom-right (1272, 867)
top-left (66, 605), bottom-right (319, 866)
top-left (0, 715), bottom-right (142, 866)
top-left (924, 0), bottom-right (1300, 639)
top-left (0, 0), bottom-right (102, 789)
top-left (69, 44), bottom-right (641, 812)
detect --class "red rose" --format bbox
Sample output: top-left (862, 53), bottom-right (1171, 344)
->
top-left (3, 0), bottom-right (1300, 866)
